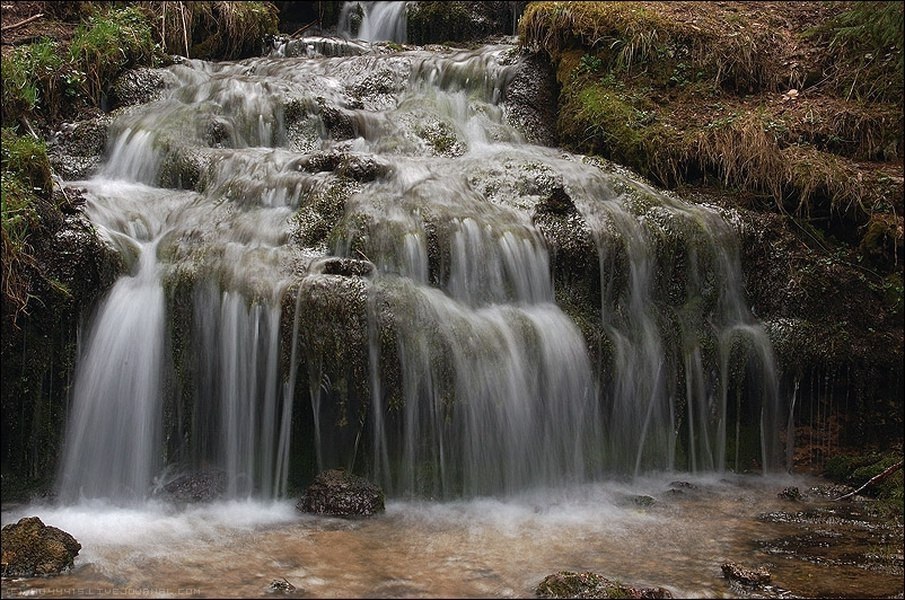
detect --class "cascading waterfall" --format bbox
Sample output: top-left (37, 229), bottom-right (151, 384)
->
top-left (57, 9), bottom-right (787, 504)
top-left (339, 1), bottom-right (408, 43)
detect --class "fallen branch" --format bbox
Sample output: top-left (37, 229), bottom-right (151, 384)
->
top-left (1, 13), bottom-right (44, 32)
top-left (833, 460), bottom-right (903, 502)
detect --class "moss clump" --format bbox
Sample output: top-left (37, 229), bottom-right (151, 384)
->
top-left (406, 2), bottom-right (516, 46)
top-left (1, 6), bottom-right (163, 127)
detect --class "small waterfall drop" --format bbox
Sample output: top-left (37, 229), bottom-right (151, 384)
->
top-left (339, 1), bottom-right (408, 43)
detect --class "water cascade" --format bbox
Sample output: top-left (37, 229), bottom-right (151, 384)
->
top-left (338, 1), bottom-right (409, 43)
top-left (56, 11), bottom-right (786, 503)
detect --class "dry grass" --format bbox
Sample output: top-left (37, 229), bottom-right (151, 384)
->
top-left (143, 1), bottom-right (278, 60)
top-left (521, 1), bottom-right (903, 270)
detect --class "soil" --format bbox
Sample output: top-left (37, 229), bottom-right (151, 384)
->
top-left (0, 1), bottom-right (78, 57)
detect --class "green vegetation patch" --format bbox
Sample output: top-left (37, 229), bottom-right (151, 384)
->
top-left (69, 5), bottom-right (159, 106)
top-left (1, 129), bottom-right (60, 329)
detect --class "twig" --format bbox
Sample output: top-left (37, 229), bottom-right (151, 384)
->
top-left (833, 460), bottom-right (903, 502)
top-left (291, 19), bottom-right (319, 38)
top-left (1, 13), bottom-right (44, 32)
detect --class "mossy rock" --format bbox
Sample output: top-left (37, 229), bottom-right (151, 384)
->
top-left (1, 517), bottom-right (81, 577)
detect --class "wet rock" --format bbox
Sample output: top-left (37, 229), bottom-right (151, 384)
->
top-left (318, 257), bottom-right (375, 278)
top-left (1, 516), bottom-right (81, 577)
top-left (503, 51), bottom-right (558, 147)
top-left (317, 100), bottom-right (358, 140)
top-left (535, 185), bottom-right (577, 216)
top-left (110, 68), bottom-right (169, 110)
top-left (778, 486), bottom-right (802, 501)
top-left (720, 562), bottom-right (771, 586)
top-left (630, 495), bottom-right (656, 507)
top-left (268, 578), bottom-right (296, 593)
top-left (158, 470), bottom-right (227, 503)
top-left (49, 114), bottom-right (113, 180)
top-left (406, 2), bottom-right (520, 46)
top-left (297, 469), bottom-right (385, 518)
top-left (337, 155), bottom-right (391, 182)
top-left (536, 571), bottom-right (673, 599)
top-left (669, 481), bottom-right (697, 490)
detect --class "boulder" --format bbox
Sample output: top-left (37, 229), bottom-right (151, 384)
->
top-left (296, 469), bottom-right (385, 518)
top-left (1, 516), bottom-right (81, 577)
top-left (536, 571), bottom-right (673, 599)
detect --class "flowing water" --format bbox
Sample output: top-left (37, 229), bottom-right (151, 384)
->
top-left (6, 3), bottom-right (877, 597)
top-left (3, 475), bottom-right (903, 598)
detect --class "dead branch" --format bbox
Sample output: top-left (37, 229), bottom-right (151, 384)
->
top-left (833, 460), bottom-right (903, 502)
top-left (1, 13), bottom-right (45, 32)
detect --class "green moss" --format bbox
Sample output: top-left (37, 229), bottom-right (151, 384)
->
top-left (559, 83), bottom-right (655, 170)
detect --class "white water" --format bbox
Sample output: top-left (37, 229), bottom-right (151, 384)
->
top-left (339, 1), bottom-right (409, 43)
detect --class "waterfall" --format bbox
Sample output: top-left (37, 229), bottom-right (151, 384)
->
top-left (339, 1), bottom-right (408, 43)
top-left (57, 31), bottom-right (787, 503)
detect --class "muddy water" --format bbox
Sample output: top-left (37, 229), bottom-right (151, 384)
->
top-left (2, 475), bottom-right (902, 598)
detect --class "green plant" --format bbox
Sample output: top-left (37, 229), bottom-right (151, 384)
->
top-left (68, 5), bottom-right (159, 106)
top-left (1, 129), bottom-right (54, 328)
top-left (0, 39), bottom-right (66, 125)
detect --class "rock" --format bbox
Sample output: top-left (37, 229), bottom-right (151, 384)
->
top-left (720, 562), bottom-right (771, 586)
top-left (668, 481), bottom-right (697, 490)
top-left (503, 51), bottom-right (558, 147)
top-left (1, 516), bottom-right (81, 577)
top-left (110, 68), bottom-right (169, 110)
top-left (318, 257), bottom-right (375, 278)
top-left (159, 470), bottom-right (227, 503)
top-left (268, 578), bottom-right (296, 593)
top-left (535, 185), bottom-right (577, 216)
top-left (296, 469), bottom-right (385, 518)
top-left (778, 486), bottom-right (802, 501)
top-left (631, 495), bottom-right (656, 507)
top-left (536, 571), bottom-right (673, 599)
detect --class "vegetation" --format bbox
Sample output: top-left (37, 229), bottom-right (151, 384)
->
top-left (147, 1), bottom-right (278, 60)
top-left (0, 128), bottom-right (60, 331)
top-left (519, 1), bottom-right (903, 272)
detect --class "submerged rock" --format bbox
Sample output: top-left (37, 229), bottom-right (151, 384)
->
top-left (0, 516), bottom-right (81, 577)
top-left (778, 486), bottom-right (802, 501)
top-left (720, 562), bottom-right (771, 586)
top-left (536, 571), bottom-right (673, 599)
top-left (296, 469), bottom-right (385, 518)
top-left (268, 578), bottom-right (296, 593)
top-left (158, 470), bottom-right (227, 503)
